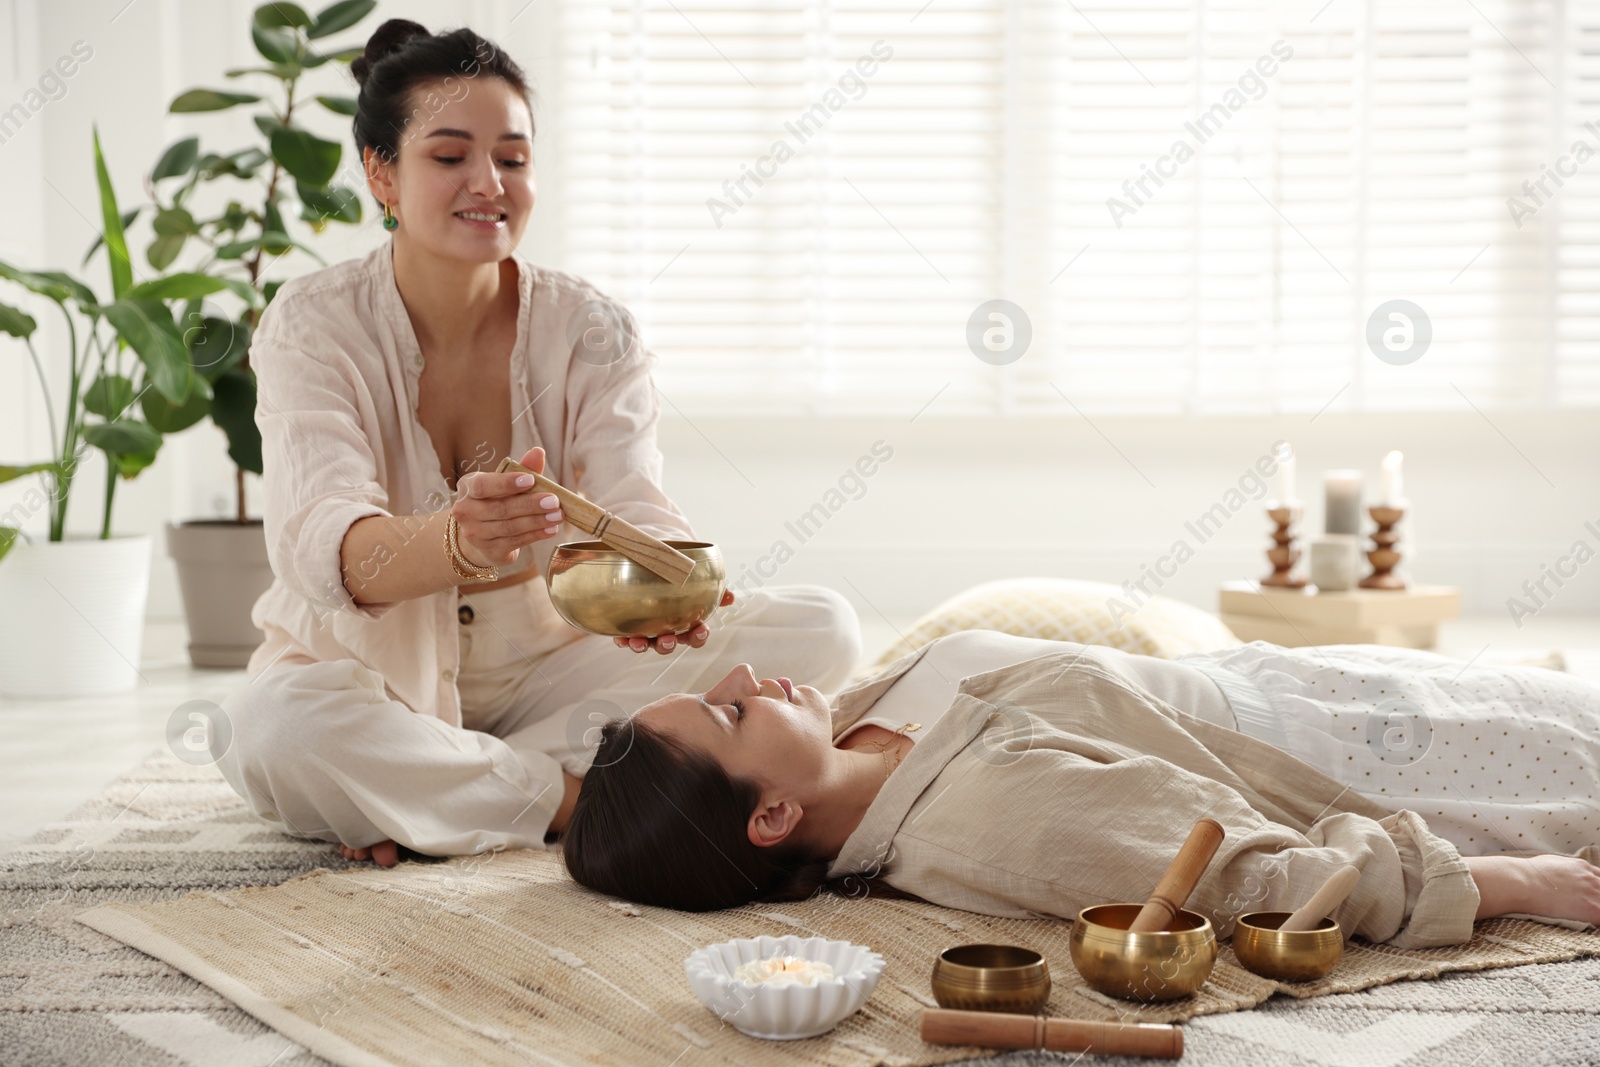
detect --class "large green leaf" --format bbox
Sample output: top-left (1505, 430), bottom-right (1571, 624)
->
top-left (170, 89), bottom-right (263, 113)
top-left (92, 126), bottom-right (132, 300)
top-left (0, 462), bottom-right (56, 484)
top-left (261, 201), bottom-right (292, 254)
top-left (0, 262), bottom-right (97, 312)
top-left (84, 419), bottom-right (162, 455)
top-left (252, 24), bottom-right (299, 65)
top-left (125, 272), bottom-right (255, 304)
top-left (215, 239), bottom-right (260, 260)
top-left (212, 370), bottom-right (263, 474)
top-left (307, 0), bottom-right (375, 38)
top-left (305, 46), bottom-right (362, 67)
top-left (186, 315), bottom-right (252, 382)
top-left (297, 181), bottom-right (360, 224)
top-left (141, 373), bottom-right (212, 433)
top-left (84, 421), bottom-right (163, 478)
top-left (253, 114), bottom-right (287, 140)
top-left (151, 136), bottom-right (200, 181)
top-left (152, 206), bottom-right (199, 236)
top-left (269, 126), bottom-right (341, 186)
top-left (254, 2), bottom-right (311, 29)
top-left (0, 301), bottom-right (37, 338)
top-left (103, 299), bottom-right (190, 402)
top-left (315, 94), bottom-right (358, 116)
top-left (32, 271), bottom-right (97, 309)
top-left (147, 233), bottom-right (185, 271)
top-left (82, 373), bottom-right (136, 419)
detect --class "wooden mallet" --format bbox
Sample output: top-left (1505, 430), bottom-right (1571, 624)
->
top-left (1127, 818), bottom-right (1227, 934)
top-left (494, 457), bottom-right (697, 586)
top-left (922, 1008), bottom-right (1183, 1060)
top-left (1280, 864), bottom-right (1362, 932)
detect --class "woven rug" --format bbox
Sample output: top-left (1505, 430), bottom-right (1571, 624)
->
top-left (7, 753), bottom-right (1600, 1066)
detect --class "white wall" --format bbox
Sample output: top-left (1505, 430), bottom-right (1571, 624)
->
top-left (2, 0), bottom-right (1596, 637)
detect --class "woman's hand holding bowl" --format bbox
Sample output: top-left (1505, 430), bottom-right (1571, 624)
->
top-left (614, 589), bottom-right (736, 655)
top-left (452, 447), bottom-right (565, 568)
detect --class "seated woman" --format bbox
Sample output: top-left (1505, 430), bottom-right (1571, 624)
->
top-left (561, 632), bottom-right (1600, 948)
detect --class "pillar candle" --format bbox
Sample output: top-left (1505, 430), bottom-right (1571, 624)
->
top-left (1324, 471), bottom-right (1363, 535)
top-left (1275, 443), bottom-right (1297, 505)
top-left (1379, 450), bottom-right (1404, 506)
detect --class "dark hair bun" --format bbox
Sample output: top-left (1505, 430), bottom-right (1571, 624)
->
top-left (350, 18), bottom-right (430, 86)
top-left (351, 23), bottom-right (535, 166)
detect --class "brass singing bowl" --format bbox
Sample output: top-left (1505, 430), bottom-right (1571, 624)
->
top-left (545, 541), bottom-right (726, 639)
top-left (1070, 904), bottom-right (1217, 1002)
top-left (1231, 912), bottom-right (1344, 983)
top-left (930, 944), bottom-right (1051, 1014)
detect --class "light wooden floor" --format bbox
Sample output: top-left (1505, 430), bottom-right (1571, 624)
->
top-left (2, 613), bottom-right (1597, 855)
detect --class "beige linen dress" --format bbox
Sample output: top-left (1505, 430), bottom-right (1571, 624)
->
top-left (214, 244), bottom-right (861, 856)
top-left (825, 638), bottom-right (1484, 949)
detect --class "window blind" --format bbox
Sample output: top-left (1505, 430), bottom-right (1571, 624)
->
top-left (552, 0), bottom-right (1599, 416)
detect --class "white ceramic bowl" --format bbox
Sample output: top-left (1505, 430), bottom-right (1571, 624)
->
top-left (684, 934), bottom-right (886, 1040)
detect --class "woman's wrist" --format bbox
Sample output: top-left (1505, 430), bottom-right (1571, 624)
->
top-left (1465, 856), bottom-right (1528, 919)
top-left (444, 512), bottom-right (500, 580)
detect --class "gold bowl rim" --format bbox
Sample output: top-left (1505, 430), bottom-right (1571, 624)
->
top-left (1235, 911), bottom-right (1341, 935)
top-left (1074, 903), bottom-right (1215, 939)
top-left (934, 943), bottom-right (1046, 973)
top-left (551, 539), bottom-right (719, 557)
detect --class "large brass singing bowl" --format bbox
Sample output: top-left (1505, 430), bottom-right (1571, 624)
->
top-left (1231, 912), bottom-right (1343, 983)
top-left (1069, 904), bottom-right (1217, 1002)
top-left (930, 943), bottom-right (1051, 1014)
top-left (545, 541), bottom-right (726, 639)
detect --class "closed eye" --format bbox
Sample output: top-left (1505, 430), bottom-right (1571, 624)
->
top-left (434, 156), bottom-right (527, 167)
top-left (731, 699), bottom-right (745, 722)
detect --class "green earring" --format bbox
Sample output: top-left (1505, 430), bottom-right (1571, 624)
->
top-left (382, 201), bottom-right (398, 231)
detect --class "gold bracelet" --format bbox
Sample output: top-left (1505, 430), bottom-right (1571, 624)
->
top-left (444, 514), bottom-right (499, 581)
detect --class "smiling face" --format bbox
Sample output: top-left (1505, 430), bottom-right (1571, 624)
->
top-left (363, 75), bottom-right (536, 263)
top-left (633, 664), bottom-right (835, 800)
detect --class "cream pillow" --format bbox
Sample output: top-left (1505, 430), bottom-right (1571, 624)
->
top-left (864, 577), bottom-right (1241, 677)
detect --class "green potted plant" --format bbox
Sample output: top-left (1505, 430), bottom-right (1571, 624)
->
top-left (0, 130), bottom-right (257, 697)
top-left (153, 0), bottom-right (375, 667)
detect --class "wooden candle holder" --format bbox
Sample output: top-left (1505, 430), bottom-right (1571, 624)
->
top-left (1360, 505), bottom-right (1406, 590)
top-left (1262, 504), bottom-right (1306, 588)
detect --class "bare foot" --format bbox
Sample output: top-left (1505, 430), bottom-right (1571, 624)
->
top-left (338, 839), bottom-right (401, 867)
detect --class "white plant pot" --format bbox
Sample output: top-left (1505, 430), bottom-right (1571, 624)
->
top-left (0, 533), bottom-right (152, 698)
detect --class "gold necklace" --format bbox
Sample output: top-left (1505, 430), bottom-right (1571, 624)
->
top-left (858, 723), bottom-right (921, 780)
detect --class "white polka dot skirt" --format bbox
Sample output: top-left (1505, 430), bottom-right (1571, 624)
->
top-left (1183, 641), bottom-right (1600, 857)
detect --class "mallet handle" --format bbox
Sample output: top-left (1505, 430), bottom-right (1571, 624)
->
top-left (1128, 818), bottom-right (1226, 933)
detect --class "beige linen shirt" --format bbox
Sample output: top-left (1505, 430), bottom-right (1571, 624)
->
top-left (825, 645), bottom-right (1481, 949)
top-left (246, 244), bottom-right (694, 727)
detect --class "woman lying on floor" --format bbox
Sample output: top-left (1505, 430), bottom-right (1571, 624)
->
top-left (561, 632), bottom-right (1600, 948)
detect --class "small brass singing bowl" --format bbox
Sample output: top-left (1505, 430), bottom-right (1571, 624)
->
top-left (1232, 912), bottom-right (1344, 983)
top-left (1070, 904), bottom-right (1217, 1003)
top-left (545, 541), bottom-right (726, 639)
top-left (930, 944), bottom-right (1051, 1014)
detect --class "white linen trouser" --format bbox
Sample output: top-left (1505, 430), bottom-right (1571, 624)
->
top-left (214, 583), bottom-right (861, 856)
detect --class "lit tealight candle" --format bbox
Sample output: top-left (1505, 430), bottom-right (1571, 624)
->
top-left (733, 955), bottom-right (837, 987)
top-left (1379, 450), bottom-right (1404, 507)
